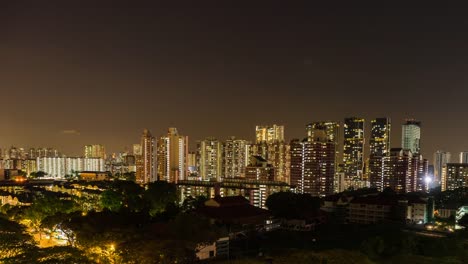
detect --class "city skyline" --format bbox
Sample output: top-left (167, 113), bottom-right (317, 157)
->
top-left (1, 4), bottom-right (468, 159)
top-left (0, 117), bottom-right (466, 160)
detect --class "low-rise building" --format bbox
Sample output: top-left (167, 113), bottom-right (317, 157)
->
top-left (348, 195), bottom-right (398, 224)
top-left (79, 171), bottom-right (110, 181)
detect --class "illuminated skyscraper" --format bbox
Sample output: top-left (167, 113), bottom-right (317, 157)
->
top-left (197, 137), bottom-right (222, 181)
top-left (223, 137), bottom-right (249, 178)
top-left (84, 144), bottom-right (106, 159)
top-left (402, 119), bottom-right (421, 154)
top-left (370, 118), bottom-right (391, 156)
top-left (369, 118), bottom-right (391, 191)
top-left (433, 151), bottom-right (451, 185)
top-left (136, 129), bottom-right (155, 183)
top-left (306, 121), bottom-right (340, 144)
top-left (249, 141), bottom-right (290, 183)
top-left (289, 130), bottom-right (335, 197)
top-left (157, 128), bottom-right (188, 182)
top-left (343, 117), bottom-right (365, 178)
top-left (307, 121), bottom-right (340, 178)
top-left (255, 125), bottom-right (284, 144)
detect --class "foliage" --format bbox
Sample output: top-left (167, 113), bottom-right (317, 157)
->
top-left (22, 192), bottom-right (79, 235)
top-left (29, 171), bottom-right (48, 179)
top-left (0, 215), bottom-right (36, 260)
top-left (2, 246), bottom-right (93, 264)
top-left (430, 187), bottom-right (468, 210)
top-left (143, 181), bottom-right (178, 216)
top-left (40, 211), bottom-right (82, 246)
top-left (100, 190), bottom-right (123, 212)
top-left (181, 195), bottom-right (208, 212)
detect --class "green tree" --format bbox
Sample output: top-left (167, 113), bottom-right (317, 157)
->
top-left (3, 246), bottom-right (93, 264)
top-left (99, 190), bottom-right (122, 212)
top-left (181, 195), bottom-right (208, 212)
top-left (122, 172), bottom-right (136, 181)
top-left (0, 216), bottom-right (36, 260)
top-left (29, 171), bottom-right (48, 179)
top-left (41, 211), bottom-right (82, 246)
top-left (22, 193), bottom-right (78, 238)
top-left (144, 181), bottom-right (177, 216)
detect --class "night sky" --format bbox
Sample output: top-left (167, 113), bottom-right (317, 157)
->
top-left (1, 2), bottom-right (468, 160)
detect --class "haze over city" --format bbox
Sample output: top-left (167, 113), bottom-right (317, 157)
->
top-left (1, 3), bottom-right (468, 157)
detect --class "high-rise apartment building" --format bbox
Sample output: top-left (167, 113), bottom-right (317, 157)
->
top-left (187, 152), bottom-right (199, 178)
top-left (223, 137), bottom-right (249, 178)
top-left (413, 155), bottom-right (429, 192)
top-left (433, 151), bottom-right (451, 185)
top-left (255, 125), bottom-right (284, 144)
top-left (248, 141), bottom-right (290, 183)
top-left (197, 138), bottom-right (222, 181)
top-left (290, 130), bottom-right (335, 197)
top-left (343, 117), bottom-right (365, 179)
top-left (84, 145), bottom-right (106, 159)
top-left (402, 119), bottom-right (421, 154)
top-left (369, 118), bottom-right (391, 191)
top-left (245, 156), bottom-right (275, 181)
top-left (306, 121), bottom-right (340, 144)
top-left (441, 163), bottom-right (468, 191)
top-left (136, 129), bottom-right (155, 183)
top-left (157, 128), bottom-right (188, 183)
top-left (383, 148), bottom-right (415, 194)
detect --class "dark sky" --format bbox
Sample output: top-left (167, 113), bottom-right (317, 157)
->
top-left (1, 2), bottom-right (468, 160)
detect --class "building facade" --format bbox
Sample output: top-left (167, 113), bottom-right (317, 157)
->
top-left (433, 151), bottom-right (451, 186)
top-left (197, 138), bottom-right (223, 181)
top-left (223, 137), bottom-right (249, 178)
top-left (441, 163), bottom-right (468, 191)
top-left (343, 117), bottom-right (365, 179)
top-left (290, 131), bottom-right (335, 197)
top-left (369, 118), bottom-right (391, 191)
top-left (157, 128), bottom-right (188, 183)
top-left (136, 129), bottom-right (156, 183)
top-left (84, 144), bottom-right (106, 159)
top-left (255, 125), bottom-right (284, 144)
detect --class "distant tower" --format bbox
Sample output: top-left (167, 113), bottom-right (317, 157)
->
top-left (197, 138), bottom-right (223, 181)
top-left (433, 151), bottom-right (451, 185)
top-left (136, 129), bottom-right (155, 183)
top-left (343, 117), bottom-right (365, 179)
top-left (84, 144), bottom-right (106, 159)
top-left (369, 118), bottom-right (391, 191)
top-left (289, 130), bottom-right (335, 197)
top-left (383, 148), bottom-right (413, 194)
top-left (157, 128), bottom-right (188, 182)
top-left (402, 119), bottom-right (421, 154)
top-left (255, 125), bottom-right (284, 144)
top-left (223, 137), bottom-right (249, 178)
